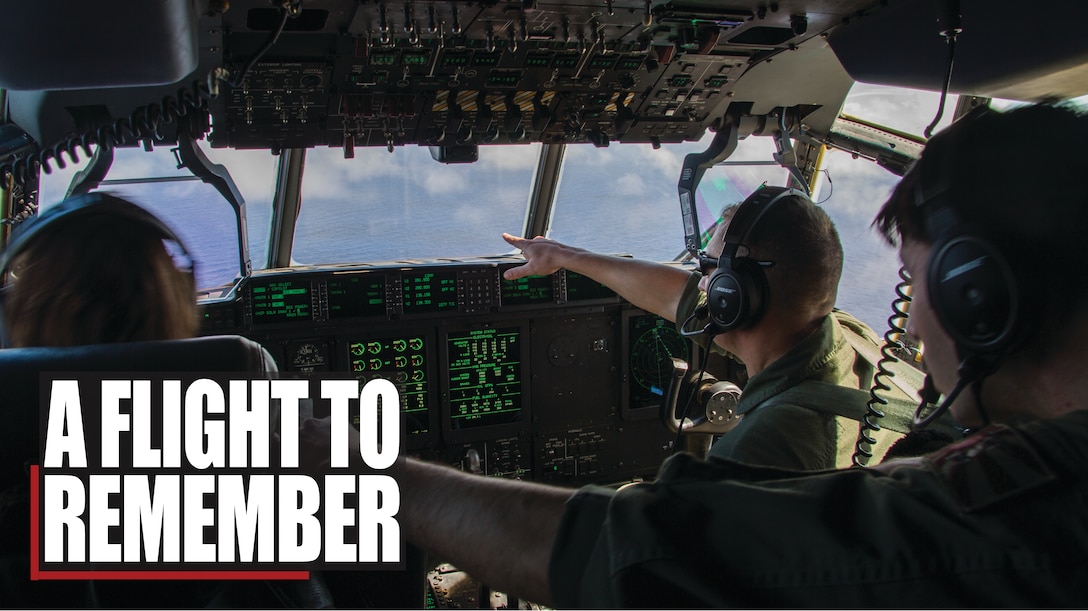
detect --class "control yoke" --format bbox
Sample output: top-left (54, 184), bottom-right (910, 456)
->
top-left (662, 357), bottom-right (744, 435)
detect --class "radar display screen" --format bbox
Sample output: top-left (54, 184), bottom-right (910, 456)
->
top-left (402, 271), bottom-right (458, 314)
top-left (347, 335), bottom-right (430, 436)
top-left (628, 313), bottom-right (689, 409)
top-left (328, 275), bottom-right (386, 319)
top-left (250, 278), bottom-right (311, 324)
top-left (565, 271), bottom-right (616, 301)
top-left (447, 327), bottom-right (522, 430)
top-left (501, 274), bottom-right (554, 306)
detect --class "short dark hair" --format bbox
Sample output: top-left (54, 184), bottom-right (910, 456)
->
top-left (874, 103), bottom-right (1088, 348)
top-left (745, 194), bottom-right (843, 317)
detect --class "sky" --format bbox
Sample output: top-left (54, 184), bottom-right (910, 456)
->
top-left (36, 83), bottom-right (987, 333)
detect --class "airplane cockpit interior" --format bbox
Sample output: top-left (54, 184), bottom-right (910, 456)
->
top-left (1, 0), bottom-right (1086, 607)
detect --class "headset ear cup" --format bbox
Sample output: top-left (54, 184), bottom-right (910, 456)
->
top-left (927, 234), bottom-right (1019, 353)
top-left (706, 258), bottom-right (766, 331)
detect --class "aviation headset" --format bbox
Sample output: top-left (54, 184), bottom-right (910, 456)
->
top-left (0, 192), bottom-right (195, 346)
top-left (912, 124), bottom-right (1025, 357)
top-left (909, 111), bottom-right (1037, 429)
top-left (700, 185), bottom-right (809, 333)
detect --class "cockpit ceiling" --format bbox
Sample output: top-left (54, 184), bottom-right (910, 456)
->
top-left (1, 0), bottom-right (1085, 157)
top-left (828, 0), bottom-right (1088, 103)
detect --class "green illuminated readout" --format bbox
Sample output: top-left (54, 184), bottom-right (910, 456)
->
top-left (371, 51), bottom-right (398, 66)
top-left (348, 336), bottom-right (429, 435)
top-left (617, 56), bottom-right (644, 71)
top-left (402, 271), bottom-right (458, 313)
top-left (486, 71), bottom-right (521, 87)
top-left (328, 276), bottom-right (386, 319)
top-left (402, 51), bottom-right (429, 66)
top-left (472, 52), bottom-right (500, 67)
top-left (629, 314), bottom-right (690, 409)
top-left (525, 54), bottom-right (551, 67)
top-left (501, 274), bottom-right (553, 305)
top-left (552, 55), bottom-right (579, 68)
top-left (251, 280), bottom-right (311, 322)
top-left (447, 327), bottom-right (522, 429)
top-left (589, 55), bottom-right (616, 70)
top-left (565, 271), bottom-right (616, 301)
top-left (442, 52), bottom-right (471, 67)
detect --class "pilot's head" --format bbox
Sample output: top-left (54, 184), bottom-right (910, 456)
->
top-left (0, 193), bottom-right (198, 347)
top-left (697, 188), bottom-right (843, 331)
top-left (874, 103), bottom-right (1088, 426)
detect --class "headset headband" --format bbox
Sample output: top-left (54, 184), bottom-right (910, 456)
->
top-left (719, 186), bottom-right (808, 261)
top-left (0, 193), bottom-right (193, 279)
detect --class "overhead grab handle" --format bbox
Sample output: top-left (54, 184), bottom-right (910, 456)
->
top-left (677, 118), bottom-right (740, 257)
top-left (770, 107), bottom-right (810, 194)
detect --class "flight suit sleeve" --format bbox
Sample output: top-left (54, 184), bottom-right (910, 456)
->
top-left (546, 426), bottom-right (1081, 608)
top-left (548, 485), bottom-right (615, 607)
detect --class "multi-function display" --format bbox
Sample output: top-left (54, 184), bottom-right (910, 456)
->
top-left (500, 274), bottom-right (553, 306)
top-left (250, 278), bottom-right (311, 324)
top-left (402, 271), bottom-right (458, 314)
top-left (446, 327), bottom-right (522, 430)
top-left (328, 275), bottom-right (386, 319)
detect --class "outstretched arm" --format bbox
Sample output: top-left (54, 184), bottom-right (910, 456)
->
top-left (299, 417), bottom-right (571, 606)
top-left (502, 232), bottom-right (692, 322)
top-left (392, 457), bottom-right (572, 606)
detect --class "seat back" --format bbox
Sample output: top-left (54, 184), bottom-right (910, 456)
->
top-left (0, 335), bottom-right (296, 607)
top-left (0, 334), bottom-right (277, 487)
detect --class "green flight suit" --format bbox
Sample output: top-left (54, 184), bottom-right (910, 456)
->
top-left (549, 410), bottom-right (1088, 607)
top-left (675, 272), bottom-right (882, 470)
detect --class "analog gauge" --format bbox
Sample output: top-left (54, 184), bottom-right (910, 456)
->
top-left (289, 340), bottom-right (328, 372)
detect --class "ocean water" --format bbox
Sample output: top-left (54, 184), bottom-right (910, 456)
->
top-left (37, 140), bottom-right (905, 336)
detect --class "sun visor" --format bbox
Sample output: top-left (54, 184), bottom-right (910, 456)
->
top-left (0, 0), bottom-right (198, 91)
top-left (827, 0), bottom-right (1088, 102)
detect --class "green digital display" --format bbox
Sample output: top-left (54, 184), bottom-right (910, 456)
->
top-left (617, 56), bottom-right (644, 71)
top-left (589, 55), bottom-right (616, 70)
top-left (472, 52), bottom-right (500, 67)
top-left (565, 271), bottom-right (616, 301)
top-left (347, 335), bottom-right (429, 436)
top-left (328, 275), bottom-right (386, 319)
top-left (402, 51), bottom-right (429, 66)
top-left (628, 314), bottom-right (689, 409)
top-left (526, 54), bottom-right (551, 67)
top-left (402, 271), bottom-right (458, 313)
top-left (486, 71), bottom-right (521, 87)
top-left (553, 54), bottom-right (579, 68)
top-left (370, 51), bottom-right (398, 66)
top-left (250, 278), bottom-right (311, 324)
top-left (501, 274), bottom-right (554, 306)
top-left (442, 52), bottom-right (471, 67)
top-left (447, 327), bottom-right (522, 429)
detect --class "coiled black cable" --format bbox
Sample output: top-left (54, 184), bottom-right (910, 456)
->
top-left (0, 79), bottom-right (213, 191)
top-left (851, 265), bottom-right (913, 467)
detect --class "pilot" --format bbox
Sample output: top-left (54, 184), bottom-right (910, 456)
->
top-left (0, 193), bottom-right (198, 347)
top-left (502, 185), bottom-right (885, 470)
top-left (303, 102), bottom-right (1088, 606)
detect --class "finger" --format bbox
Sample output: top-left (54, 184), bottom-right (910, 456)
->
top-left (503, 263), bottom-right (531, 280)
top-left (502, 232), bottom-right (526, 248)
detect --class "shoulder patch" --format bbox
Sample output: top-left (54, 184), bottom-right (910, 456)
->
top-left (927, 425), bottom-right (1056, 512)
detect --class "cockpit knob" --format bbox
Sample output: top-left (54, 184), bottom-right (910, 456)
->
top-left (462, 448), bottom-right (483, 474)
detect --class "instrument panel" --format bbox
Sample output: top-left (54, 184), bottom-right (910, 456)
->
top-left (200, 261), bottom-right (690, 486)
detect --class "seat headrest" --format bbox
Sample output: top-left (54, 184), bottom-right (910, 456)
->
top-left (0, 335), bottom-right (278, 487)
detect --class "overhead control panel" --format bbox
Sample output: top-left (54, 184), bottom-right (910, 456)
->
top-left (207, 0), bottom-right (860, 151)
